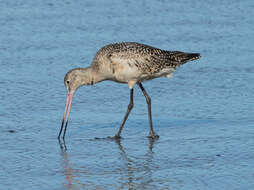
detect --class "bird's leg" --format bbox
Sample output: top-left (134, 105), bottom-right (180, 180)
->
top-left (115, 89), bottom-right (134, 138)
top-left (138, 83), bottom-right (159, 139)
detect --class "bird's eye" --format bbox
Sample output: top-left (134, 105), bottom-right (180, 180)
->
top-left (66, 80), bottom-right (70, 84)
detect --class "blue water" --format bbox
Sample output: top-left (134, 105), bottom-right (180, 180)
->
top-left (1, 0), bottom-right (254, 189)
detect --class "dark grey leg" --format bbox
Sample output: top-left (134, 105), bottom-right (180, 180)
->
top-left (138, 83), bottom-right (159, 139)
top-left (115, 89), bottom-right (134, 138)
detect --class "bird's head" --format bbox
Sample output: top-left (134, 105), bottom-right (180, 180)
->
top-left (58, 67), bottom-right (94, 139)
top-left (64, 69), bottom-right (80, 95)
top-left (64, 68), bottom-right (94, 94)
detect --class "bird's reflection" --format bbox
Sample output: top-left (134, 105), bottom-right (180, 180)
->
top-left (114, 137), bottom-right (157, 189)
top-left (58, 137), bottom-right (158, 189)
top-left (58, 139), bottom-right (85, 190)
top-left (148, 138), bottom-right (156, 152)
top-left (58, 138), bottom-right (67, 151)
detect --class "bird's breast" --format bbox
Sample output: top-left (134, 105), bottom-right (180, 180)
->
top-left (111, 61), bottom-right (141, 83)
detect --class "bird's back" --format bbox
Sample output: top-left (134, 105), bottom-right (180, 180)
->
top-left (91, 42), bottom-right (200, 83)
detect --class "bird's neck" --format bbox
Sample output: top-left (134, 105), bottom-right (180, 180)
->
top-left (79, 66), bottom-right (106, 86)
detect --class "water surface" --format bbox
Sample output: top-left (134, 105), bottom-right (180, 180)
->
top-left (1, 0), bottom-right (254, 189)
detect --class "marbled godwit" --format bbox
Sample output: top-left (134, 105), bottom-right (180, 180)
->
top-left (58, 42), bottom-right (200, 140)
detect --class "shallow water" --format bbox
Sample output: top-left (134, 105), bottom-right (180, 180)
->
top-left (1, 0), bottom-right (254, 189)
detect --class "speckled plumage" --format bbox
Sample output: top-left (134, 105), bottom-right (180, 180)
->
top-left (59, 42), bottom-right (201, 139)
top-left (93, 42), bottom-right (199, 71)
top-left (89, 42), bottom-right (200, 88)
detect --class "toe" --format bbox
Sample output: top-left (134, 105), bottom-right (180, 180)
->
top-left (148, 133), bottom-right (159, 139)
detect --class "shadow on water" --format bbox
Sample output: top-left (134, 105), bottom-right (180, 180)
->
top-left (58, 138), bottom-right (159, 189)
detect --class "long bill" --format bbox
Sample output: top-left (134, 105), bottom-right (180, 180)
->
top-left (58, 93), bottom-right (74, 139)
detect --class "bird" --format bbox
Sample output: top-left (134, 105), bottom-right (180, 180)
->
top-left (58, 42), bottom-right (200, 140)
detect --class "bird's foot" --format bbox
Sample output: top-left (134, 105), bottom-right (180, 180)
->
top-left (94, 135), bottom-right (122, 141)
top-left (147, 132), bottom-right (159, 139)
top-left (107, 135), bottom-right (122, 140)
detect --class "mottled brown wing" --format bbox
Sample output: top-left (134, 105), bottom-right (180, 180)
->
top-left (108, 49), bottom-right (180, 74)
top-left (93, 42), bottom-right (200, 75)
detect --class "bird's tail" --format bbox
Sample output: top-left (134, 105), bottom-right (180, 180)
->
top-left (179, 52), bottom-right (201, 63)
top-left (167, 51), bottom-right (201, 65)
